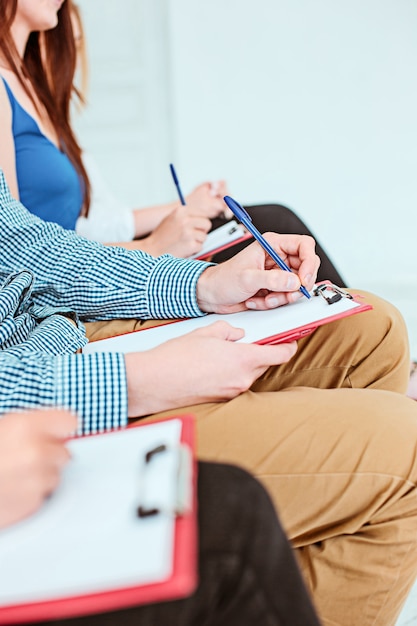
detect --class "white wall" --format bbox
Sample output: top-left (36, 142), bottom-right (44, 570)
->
top-left (74, 0), bottom-right (417, 349)
top-left (73, 0), bottom-right (173, 206)
top-left (167, 0), bottom-right (417, 290)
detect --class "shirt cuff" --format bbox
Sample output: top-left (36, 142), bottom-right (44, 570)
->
top-left (54, 353), bottom-right (128, 435)
top-left (146, 256), bottom-right (213, 319)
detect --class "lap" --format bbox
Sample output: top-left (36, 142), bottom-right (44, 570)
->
top-left (143, 388), bottom-right (417, 544)
top-left (85, 289), bottom-right (416, 541)
top-left (38, 462), bottom-right (319, 626)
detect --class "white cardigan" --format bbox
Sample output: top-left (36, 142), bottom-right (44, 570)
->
top-left (75, 153), bottom-right (135, 242)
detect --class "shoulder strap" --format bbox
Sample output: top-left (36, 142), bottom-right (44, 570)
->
top-left (0, 75), bottom-right (15, 105)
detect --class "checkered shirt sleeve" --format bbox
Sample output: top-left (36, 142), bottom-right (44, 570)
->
top-left (0, 171), bottom-right (213, 432)
top-left (0, 172), bottom-right (210, 321)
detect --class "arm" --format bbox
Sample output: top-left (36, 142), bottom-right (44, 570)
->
top-left (77, 202), bottom-right (212, 258)
top-left (0, 410), bottom-right (76, 529)
top-left (97, 205), bottom-right (212, 258)
top-left (0, 171), bottom-right (211, 321)
top-left (0, 229), bottom-right (319, 426)
top-left (0, 80), bottom-right (20, 200)
top-left (132, 201), bottom-right (178, 237)
top-left (124, 322), bottom-right (298, 417)
top-left (78, 153), bottom-right (227, 243)
top-left (0, 348), bottom-right (128, 434)
top-left (124, 233), bottom-right (320, 417)
top-left (77, 155), bottom-right (227, 253)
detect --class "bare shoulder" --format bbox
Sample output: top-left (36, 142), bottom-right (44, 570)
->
top-left (0, 72), bottom-right (19, 198)
top-left (0, 74), bottom-right (12, 123)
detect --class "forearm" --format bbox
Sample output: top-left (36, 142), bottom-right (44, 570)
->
top-left (0, 173), bottom-right (210, 321)
top-left (28, 251), bottom-right (209, 321)
top-left (132, 201), bottom-right (177, 237)
top-left (0, 351), bottom-right (128, 435)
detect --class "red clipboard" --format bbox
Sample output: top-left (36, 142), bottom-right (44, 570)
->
top-left (82, 284), bottom-right (373, 355)
top-left (188, 219), bottom-right (253, 260)
top-left (255, 285), bottom-right (373, 345)
top-left (0, 415), bottom-right (198, 624)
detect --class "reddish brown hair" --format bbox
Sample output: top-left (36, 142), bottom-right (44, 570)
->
top-left (0, 0), bottom-right (91, 214)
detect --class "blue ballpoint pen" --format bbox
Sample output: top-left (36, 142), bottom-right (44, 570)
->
top-left (169, 163), bottom-right (186, 206)
top-left (223, 195), bottom-right (311, 299)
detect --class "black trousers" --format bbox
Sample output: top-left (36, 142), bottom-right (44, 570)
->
top-left (211, 203), bottom-right (347, 287)
top-left (41, 463), bottom-right (321, 626)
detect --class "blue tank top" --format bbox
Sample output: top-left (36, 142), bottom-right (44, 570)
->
top-left (2, 78), bottom-right (83, 230)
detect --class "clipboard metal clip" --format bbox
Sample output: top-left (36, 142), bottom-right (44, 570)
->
top-left (313, 283), bottom-right (353, 305)
top-left (137, 443), bottom-right (193, 519)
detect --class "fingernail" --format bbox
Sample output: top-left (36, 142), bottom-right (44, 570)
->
top-left (268, 297), bottom-right (279, 308)
top-left (246, 301), bottom-right (257, 309)
top-left (210, 182), bottom-right (219, 196)
top-left (303, 274), bottom-right (313, 286)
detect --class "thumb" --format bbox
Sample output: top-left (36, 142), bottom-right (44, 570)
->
top-left (193, 321), bottom-right (245, 342)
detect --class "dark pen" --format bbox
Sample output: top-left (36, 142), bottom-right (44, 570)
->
top-left (169, 163), bottom-right (186, 206)
top-left (223, 195), bottom-right (311, 299)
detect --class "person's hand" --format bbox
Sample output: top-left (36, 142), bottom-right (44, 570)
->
top-left (138, 206), bottom-right (212, 257)
top-left (196, 232), bottom-right (320, 313)
top-left (186, 180), bottom-right (229, 219)
top-left (0, 410), bottom-right (77, 529)
top-left (125, 322), bottom-right (297, 417)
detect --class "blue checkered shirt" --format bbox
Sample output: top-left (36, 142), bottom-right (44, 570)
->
top-left (0, 171), bottom-right (210, 433)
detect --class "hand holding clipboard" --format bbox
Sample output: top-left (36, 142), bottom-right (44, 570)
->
top-left (0, 416), bottom-right (197, 623)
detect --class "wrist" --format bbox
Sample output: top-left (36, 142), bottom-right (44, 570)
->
top-left (196, 265), bottom-right (218, 313)
top-left (125, 353), bottom-right (162, 417)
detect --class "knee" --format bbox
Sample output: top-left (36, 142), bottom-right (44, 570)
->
top-left (350, 290), bottom-right (407, 339)
top-left (341, 390), bottom-right (417, 483)
top-left (343, 289), bottom-right (409, 359)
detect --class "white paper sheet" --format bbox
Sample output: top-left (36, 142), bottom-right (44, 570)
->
top-left (83, 291), bottom-right (367, 355)
top-left (0, 420), bottom-right (183, 605)
top-left (189, 220), bottom-right (248, 259)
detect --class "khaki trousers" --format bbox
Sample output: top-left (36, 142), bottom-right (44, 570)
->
top-left (86, 291), bottom-right (417, 626)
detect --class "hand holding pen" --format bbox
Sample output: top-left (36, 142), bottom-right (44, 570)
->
top-left (223, 196), bottom-right (312, 299)
top-left (169, 164), bottom-right (228, 219)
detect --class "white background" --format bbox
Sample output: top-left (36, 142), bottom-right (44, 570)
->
top-left (75, 0), bottom-right (417, 354)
